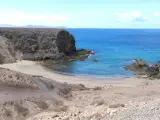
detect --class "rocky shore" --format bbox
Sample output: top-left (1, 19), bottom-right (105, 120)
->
top-left (1, 60), bottom-right (160, 120)
top-left (0, 28), bottom-right (76, 61)
top-left (0, 28), bottom-right (94, 63)
top-left (1, 28), bottom-right (160, 120)
top-left (124, 59), bottom-right (160, 79)
top-left (0, 27), bottom-right (95, 120)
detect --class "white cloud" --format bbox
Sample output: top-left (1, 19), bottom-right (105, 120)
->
top-left (0, 11), bottom-right (69, 26)
top-left (116, 11), bottom-right (148, 22)
top-left (153, 12), bottom-right (160, 17)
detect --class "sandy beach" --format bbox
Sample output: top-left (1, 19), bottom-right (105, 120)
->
top-left (0, 60), bottom-right (148, 88)
top-left (0, 60), bottom-right (160, 120)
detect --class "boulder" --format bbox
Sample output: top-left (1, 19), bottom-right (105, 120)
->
top-left (93, 59), bottom-right (99, 62)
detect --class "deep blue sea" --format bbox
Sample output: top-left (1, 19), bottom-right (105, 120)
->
top-left (55, 29), bottom-right (160, 77)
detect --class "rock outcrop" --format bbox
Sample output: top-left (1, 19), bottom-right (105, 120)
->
top-left (124, 59), bottom-right (149, 75)
top-left (124, 59), bottom-right (160, 78)
top-left (0, 36), bottom-right (15, 63)
top-left (0, 28), bottom-right (76, 61)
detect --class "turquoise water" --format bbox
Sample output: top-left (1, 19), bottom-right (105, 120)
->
top-left (54, 29), bottom-right (160, 77)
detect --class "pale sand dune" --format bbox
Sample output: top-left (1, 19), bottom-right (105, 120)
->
top-left (0, 63), bottom-right (87, 120)
top-left (0, 60), bottom-right (147, 88)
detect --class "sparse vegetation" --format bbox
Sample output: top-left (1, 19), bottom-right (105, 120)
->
top-left (53, 105), bottom-right (68, 112)
top-left (3, 109), bottom-right (12, 117)
top-left (14, 104), bottom-right (29, 117)
top-left (93, 86), bottom-right (102, 91)
top-left (32, 100), bottom-right (49, 110)
top-left (109, 104), bottom-right (125, 108)
top-left (92, 100), bottom-right (105, 106)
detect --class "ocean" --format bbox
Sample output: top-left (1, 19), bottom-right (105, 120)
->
top-left (52, 29), bottom-right (160, 78)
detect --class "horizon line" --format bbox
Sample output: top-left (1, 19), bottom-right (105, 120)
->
top-left (0, 27), bottom-right (160, 29)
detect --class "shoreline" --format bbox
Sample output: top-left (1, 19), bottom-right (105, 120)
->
top-left (1, 27), bottom-right (160, 119)
top-left (1, 60), bottom-right (160, 120)
top-left (0, 60), bottom-right (148, 88)
top-left (42, 64), bottom-right (131, 80)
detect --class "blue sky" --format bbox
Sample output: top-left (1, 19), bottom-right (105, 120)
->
top-left (0, 0), bottom-right (160, 28)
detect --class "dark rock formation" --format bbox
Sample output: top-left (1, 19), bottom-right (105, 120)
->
top-left (124, 59), bottom-right (160, 78)
top-left (67, 49), bottom-right (95, 62)
top-left (124, 59), bottom-right (149, 75)
top-left (93, 59), bottom-right (99, 62)
top-left (0, 28), bottom-right (76, 61)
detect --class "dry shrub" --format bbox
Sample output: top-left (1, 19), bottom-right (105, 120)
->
top-left (53, 105), bottom-right (68, 112)
top-left (109, 104), bottom-right (125, 108)
top-left (3, 109), bottom-right (12, 117)
top-left (54, 100), bottom-right (63, 106)
top-left (58, 88), bottom-right (72, 99)
top-left (92, 100), bottom-right (105, 106)
top-left (31, 100), bottom-right (49, 110)
top-left (14, 104), bottom-right (29, 117)
top-left (51, 100), bottom-right (67, 112)
top-left (93, 86), bottom-right (102, 91)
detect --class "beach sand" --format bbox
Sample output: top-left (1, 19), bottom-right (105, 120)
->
top-left (0, 60), bottom-right (160, 120)
top-left (0, 60), bottom-right (148, 88)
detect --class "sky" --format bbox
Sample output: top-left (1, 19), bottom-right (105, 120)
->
top-left (0, 0), bottom-right (160, 28)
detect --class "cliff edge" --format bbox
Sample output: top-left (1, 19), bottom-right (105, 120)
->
top-left (0, 28), bottom-right (76, 61)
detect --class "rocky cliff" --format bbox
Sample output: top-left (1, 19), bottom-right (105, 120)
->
top-left (0, 28), bottom-right (76, 61)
